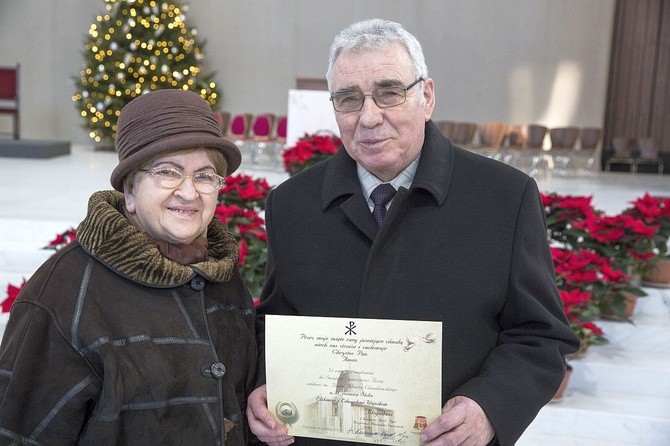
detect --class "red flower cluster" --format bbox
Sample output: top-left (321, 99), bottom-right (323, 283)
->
top-left (541, 193), bottom-right (595, 222)
top-left (625, 193), bottom-right (670, 224)
top-left (2, 279), bottom-right (26, 313)
top-left (282, 133), bottom-right (342, 175)
top-left (541, 192), bottom-right (596, 249)
top-left (551, 247), bottom-right (629, 288)
top-left (214, 203), bottom-right (267, 298)
top-left (45, 227), bottom-right (77, 250)
top-left (573, 213), bottom-right (658, 265)
top-left (550, 247), bottom-right (635, 348)
top-left (215, 204), bottom-right (267, 242)
top-left (219, 174), bottom-right (271, 211)
top-left (624, 193), bottom-right (670, 257)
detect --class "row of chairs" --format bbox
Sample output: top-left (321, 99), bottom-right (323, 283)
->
top-left (604, 136), bottom-right (664, 174)
top-left (436, 121), bottom-right (603, 177)
top-left (214, 112), bottom-right (287, 169)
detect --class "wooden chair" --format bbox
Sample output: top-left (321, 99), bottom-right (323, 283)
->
top-left (635, 138), bottom-right (663, 174)
top-left (475, 121), bottom-right (508, 158)
top-left (268, 115), bottom-right (288, 169)
top-left (574, 127), bottom-right (602, 174)
top-left (549, 127), bottom-right (580, 175)
top-left (451, 122), bottom-right (478, 149)
top-left (226, 113), bottom-right (252, 143)
top-left (0, 64), bottom-right (20, 139)
top-left (213, 111), bottom-right (230, 137)
top-left (520, 124), bottom-right (551, 177)
top-left (249, 113), bottom-right (276, 166)
top-left (500, 124), bottom-right (525, 168)
top-left (274, 115), bottom-right (287, 145)
top-left (435, 120), bottom-right (457, 141)
top-left (605, 136), bottom-right (636, 172)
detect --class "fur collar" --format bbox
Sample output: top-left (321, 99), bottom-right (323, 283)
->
top-left (76, 190), bottom-right (239, 287)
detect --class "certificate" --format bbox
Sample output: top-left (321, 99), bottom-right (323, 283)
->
top-left (265, 315), bottom-right (442, 445)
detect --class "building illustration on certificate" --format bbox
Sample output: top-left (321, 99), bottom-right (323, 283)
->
top-left (308, 370), bottom-right (397, 440)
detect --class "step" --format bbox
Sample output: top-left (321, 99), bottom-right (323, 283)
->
top-left (520, 391), bottom-right (670, 446)
top-left (569, 347), bottom-right (670, 397)
top-left (0, 218), bottom-right (77, 250)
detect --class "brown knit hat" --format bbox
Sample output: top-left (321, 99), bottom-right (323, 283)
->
top-left (110, 89), bottom-right (241, 191)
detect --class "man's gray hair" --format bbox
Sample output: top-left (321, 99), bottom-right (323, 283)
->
top-left (326, 19), bottom-right (428, 90)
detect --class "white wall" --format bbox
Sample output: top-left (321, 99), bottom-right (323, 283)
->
top-left (0, 0), bottom-right (614, 145)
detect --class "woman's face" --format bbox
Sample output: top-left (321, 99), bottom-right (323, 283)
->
top-left (124, 150), bottom-right (220, 245)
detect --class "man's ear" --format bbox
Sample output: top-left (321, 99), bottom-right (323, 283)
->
top-left (422, 77), bottom-right (436, 121)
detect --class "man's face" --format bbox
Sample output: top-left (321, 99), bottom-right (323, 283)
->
top-left (330, 42), bottom-right (435, 181)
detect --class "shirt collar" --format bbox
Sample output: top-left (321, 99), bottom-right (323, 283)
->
top-left (358, 156), bottom-right (420, 209)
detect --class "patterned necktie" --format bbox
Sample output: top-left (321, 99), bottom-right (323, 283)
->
top-left (370, 183), bottom-right (397, 227)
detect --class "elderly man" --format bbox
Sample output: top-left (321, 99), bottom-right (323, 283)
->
top-left (248, 19), bottom-right (579, 446)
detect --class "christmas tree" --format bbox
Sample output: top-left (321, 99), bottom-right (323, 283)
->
top-left (73, 0), bottom-right (221, 143)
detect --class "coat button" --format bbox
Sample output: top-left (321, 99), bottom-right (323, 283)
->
top-left (210, 362), bottom-right (226, 379)
top-left (200, 362), bottom-right (227, 379)
top-left (190, 276), bottom-right (205, 291)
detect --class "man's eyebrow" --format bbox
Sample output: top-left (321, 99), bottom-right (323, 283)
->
top-left (375, 79), bottom-right (404, 88)
top-left (334, 79), bottom-right (404, 94)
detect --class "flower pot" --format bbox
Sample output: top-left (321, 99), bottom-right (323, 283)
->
top-left (551, 364), bottom-right (573, 402)
top-left (641, 257), bottom-right (670, 288)
top-left (600, 291), bottom-right (638, 321)
top-left (566, 340), bottom-right (589, 360)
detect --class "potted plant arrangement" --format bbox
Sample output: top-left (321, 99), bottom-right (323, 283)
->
top-left (551, 247), bottom-right (611, 356)
top-left (623, 193), bottom-right (670, 287)
top-left (542, 192), bottom-right (654, 320)
top-left (216, 173), bottom-right (271, 301)
top-left (282, 131), bottom-right (342, 176)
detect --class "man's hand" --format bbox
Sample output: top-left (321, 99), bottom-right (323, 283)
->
top-left (247, 385), bottom-right (295, 446)
top-left (419, 396), bottom-right (495, 446)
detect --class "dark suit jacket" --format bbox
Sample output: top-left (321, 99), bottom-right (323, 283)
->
top-left (256, 120), bottom-right (579, 445)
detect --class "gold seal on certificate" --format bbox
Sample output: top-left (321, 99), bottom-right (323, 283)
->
top-left (275, 401), bottom-right (299, 426)
top-left (265, 315), bottom-right (442, 445)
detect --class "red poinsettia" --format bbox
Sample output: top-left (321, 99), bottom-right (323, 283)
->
top-left (215, 203), bottom-right (267, 299)
top-left (44, 227), bottom-right (77, 250)
top-left (541, 192), bottom-right (596, 249)
top-left (624, 193), bottom-right (670, 257)
top-left (573, 213), bottom-right (659, 274)
top-left (2, 279), bottom-right (26, 313)
top-left (282, 132), bottom-right (342, 175)
top-left (219, 173), bottom-right (271, 211)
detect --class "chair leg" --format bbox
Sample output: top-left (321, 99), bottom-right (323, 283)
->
top-left (13, 113), bottom-right (19, 139)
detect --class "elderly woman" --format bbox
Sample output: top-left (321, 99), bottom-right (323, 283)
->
top-left (0, 89), bottom-right (257, 445)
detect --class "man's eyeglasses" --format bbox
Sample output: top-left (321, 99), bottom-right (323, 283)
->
top-left (138, 166), bottom-right (224, 194)
top-left (330, 77), bottom-right (424, 113)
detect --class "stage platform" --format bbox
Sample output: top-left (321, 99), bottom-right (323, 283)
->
top-left (0, 138), bottom-right (71, 158)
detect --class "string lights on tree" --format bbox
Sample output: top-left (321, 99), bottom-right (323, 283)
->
top-left (72, 0), bottom-right (221, 143)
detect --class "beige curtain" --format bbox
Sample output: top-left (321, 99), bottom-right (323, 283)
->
top-left (604, 0), bottom-right (670, 161)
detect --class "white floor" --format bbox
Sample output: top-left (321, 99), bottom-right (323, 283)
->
top-left (0, 144), bottom-right (669, 444)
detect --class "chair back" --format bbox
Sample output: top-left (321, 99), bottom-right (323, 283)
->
top-left (580, 127), bottom-right (602, 150)
top-left (213, 111), bottom-right (230, 137)
top-left (637, 138), bottom-right (659, 160)
top-left (0, 67), bottom-right (18, 100)
top-left (549, 127), bottom-right (580, 149)
top-left (611, 137), bottom-right (632, 157)
top-left (275, 115), bottom-right (287, 142)
top-left (436, 120), bottom-right (456, 141)
top-left (524, 124), bottom-right (547, 149)
top-left (251, 114), bottom-right (275, 141)
top-left (228, 113), bottom-right (252, 139)
top-left (451, 122), bottom-right (477, 146)
top-left (0, 64), bottom-right (20, 139)
top-left (478, 121), bottom-right (508, 149)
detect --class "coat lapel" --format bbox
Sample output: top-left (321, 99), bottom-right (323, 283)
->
top-left (321, 148), bottom-right (377, 241)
